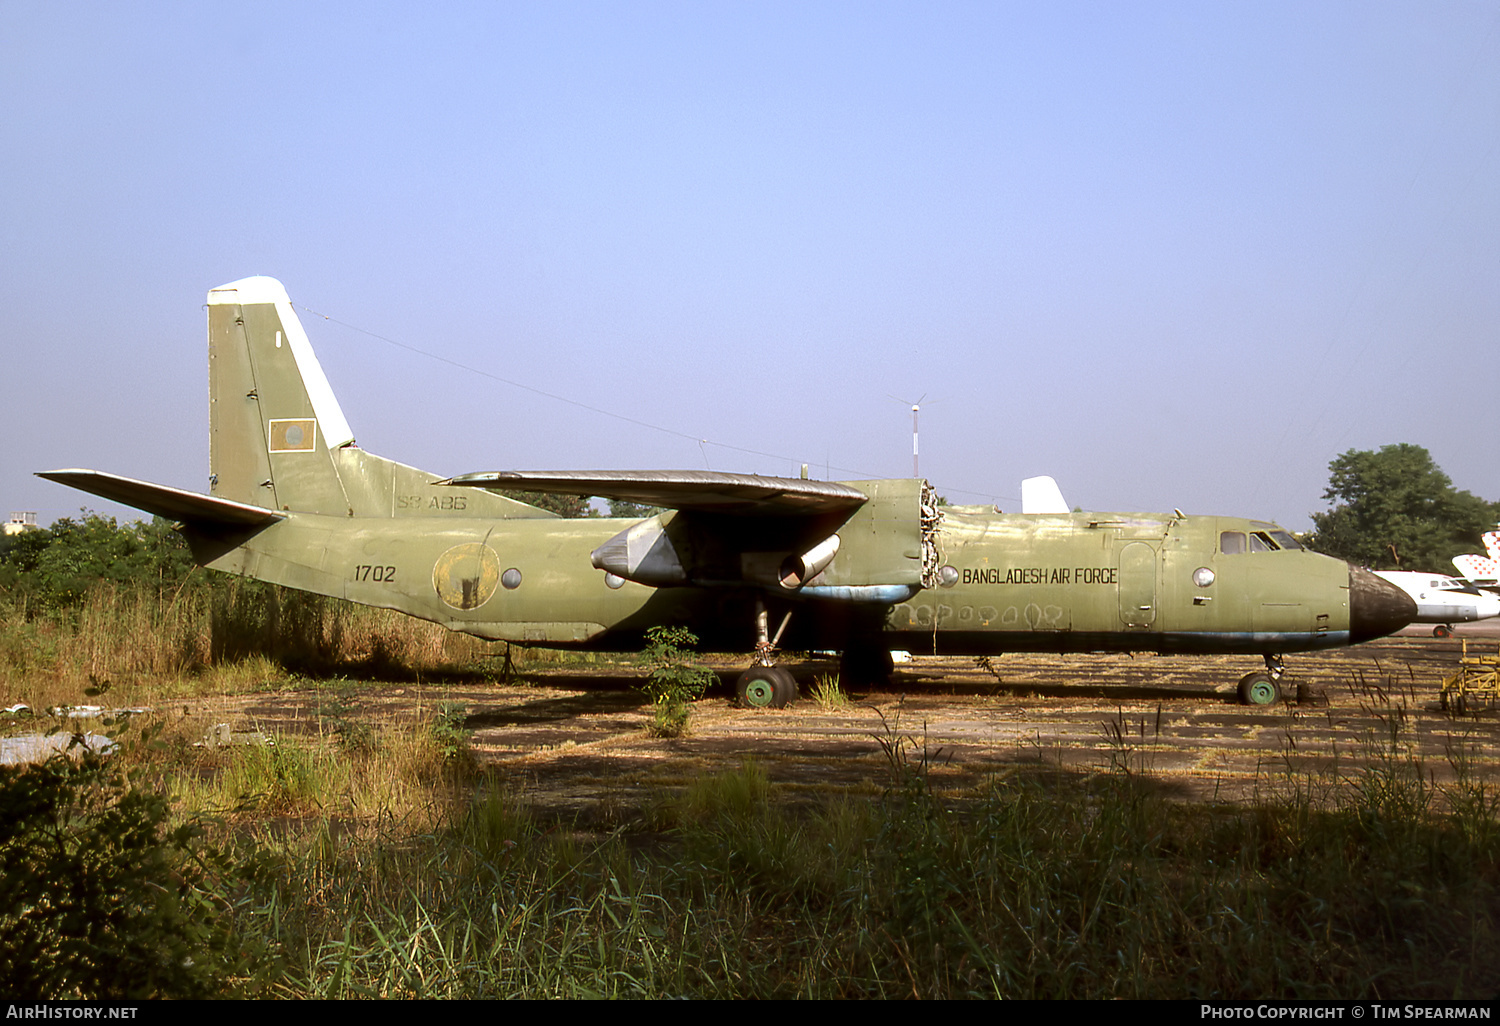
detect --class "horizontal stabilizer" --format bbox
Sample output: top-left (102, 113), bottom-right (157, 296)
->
top-left (37, 470), bottom-right (286, 528)
top-left (443, 470), bottom-right (869, 516)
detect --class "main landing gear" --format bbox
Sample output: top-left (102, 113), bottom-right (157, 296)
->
top-left (1236, 654), bottom-right (1286, 706)
top-left (735, 599), bottom-right (800, 709)
top-left (736, 665), bottom-right (799, 708)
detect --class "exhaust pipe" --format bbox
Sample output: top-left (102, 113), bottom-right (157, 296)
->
top-left (779, 535), bottom-right (840, 589)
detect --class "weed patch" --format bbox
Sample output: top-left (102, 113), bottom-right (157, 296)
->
top-left (637, 627), bottom-right (716, 737)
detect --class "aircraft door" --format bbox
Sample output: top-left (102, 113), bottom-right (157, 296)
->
top-left (1118, 542), bottom-right (1157, 628)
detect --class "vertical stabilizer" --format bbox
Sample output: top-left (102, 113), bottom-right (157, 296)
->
top-left (206, 276), bottom-right (553, 519)
top-left (208, 277), bottom-right (356, 514)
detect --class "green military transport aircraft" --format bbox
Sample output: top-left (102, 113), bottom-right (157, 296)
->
top-left (41, 277), bottom-right (1416, 707)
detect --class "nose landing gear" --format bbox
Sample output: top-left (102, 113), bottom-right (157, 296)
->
top-left (1237, 654), bottom-right (1287, 706)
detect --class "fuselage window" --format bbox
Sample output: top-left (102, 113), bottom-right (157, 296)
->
top-left (1220, 531), bottom-right (1245, 555)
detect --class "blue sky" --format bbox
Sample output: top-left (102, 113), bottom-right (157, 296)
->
top-left (3, 1), bottom-right (1496, 533)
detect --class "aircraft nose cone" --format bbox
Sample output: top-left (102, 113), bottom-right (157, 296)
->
top-left (1348, 565), bottom-right (1418, 642)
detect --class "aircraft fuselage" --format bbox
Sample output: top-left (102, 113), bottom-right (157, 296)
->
top-left (186, 498), bottom-right (1402, 659)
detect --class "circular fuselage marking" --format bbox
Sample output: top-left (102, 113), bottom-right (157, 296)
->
top-left (433, 542), bottom-right (501, 610)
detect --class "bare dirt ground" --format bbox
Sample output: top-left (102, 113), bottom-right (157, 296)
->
top-left (171, 622), bottom-right (1500, 822)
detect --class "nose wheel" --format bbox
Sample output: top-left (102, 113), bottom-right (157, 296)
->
top-left (1237, 654), bottom-right (1287, 706)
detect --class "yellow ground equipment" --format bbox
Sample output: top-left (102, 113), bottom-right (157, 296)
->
top-left (1440, 640), bottom-right (1500, 713)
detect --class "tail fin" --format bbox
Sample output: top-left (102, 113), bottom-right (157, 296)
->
top-left (208, 277), bottom-right (354, 513)
top-left (1454, 553), bottom-right (1500, 585)
top-left (1021, 475), bottom-right (1070, 514)
top-left (207, 276), bottom-right (548, 519)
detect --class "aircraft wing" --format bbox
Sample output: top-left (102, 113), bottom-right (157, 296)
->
top-left (443, 470), bottom-right (869, 516)
top-left (37, 470), bottom-right (286, 528)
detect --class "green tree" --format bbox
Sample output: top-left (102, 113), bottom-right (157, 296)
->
top-left (606, 498), bottom-right (663, 519)
top-left (498, 490), bottom-right (596, 518)
top-left (0, 513), bottom-right (196, 609)
top-left (1306, 444), bottom-right (1500, 570)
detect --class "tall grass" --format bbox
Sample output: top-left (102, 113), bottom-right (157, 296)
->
top-left (7, 693), bottom-right (1500, 998)
top-left (195, 740), bottom-right (1495, 999)
top-left (105, 702), bottom-right (1486, 1000)
top-left (4, 582), bottom-right (1500, 998)
top-left (0, 578), bottom-right (497, 711)
top-left (0, 583), bottom-right (209, 705)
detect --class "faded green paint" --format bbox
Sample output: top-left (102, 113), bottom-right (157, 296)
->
top-left (909, 509), bottom-right (1354, 654)
top-left (45, 277), bottom-right (1418, 696)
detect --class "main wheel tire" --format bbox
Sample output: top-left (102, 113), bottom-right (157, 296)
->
top-left (736, 666), bottom-right (798, 709)
top-left (1434, 625), bottom-right (1453, 638)
top-left (1237, 671), bottom-right (1281, 706)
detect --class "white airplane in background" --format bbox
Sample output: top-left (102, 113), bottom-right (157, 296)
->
top-left (1373, 569), bottom-right (1500, 637)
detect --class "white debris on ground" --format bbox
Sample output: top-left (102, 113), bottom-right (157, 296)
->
top-left (0, 706), bottom-right (150, 766)
top-left (45, 705), bottom-right (151, 718)
top-left (0, 731), bottom-right (117, 766)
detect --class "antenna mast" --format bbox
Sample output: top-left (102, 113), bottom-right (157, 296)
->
top-left (888, 393), bottom-right (928, 479)
top-left (911, 402), bottom-right (920, 478)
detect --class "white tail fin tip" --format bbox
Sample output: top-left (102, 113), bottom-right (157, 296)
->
top-left (207, 276), bottom-right (292, 306)
top-left (1021, 476), bottom-right (1070, 515)
top-left (207, 276), bottom-right (354, 449)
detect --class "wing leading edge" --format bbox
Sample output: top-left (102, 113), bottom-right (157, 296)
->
top-left (443, 470), bottom-right (869, 516)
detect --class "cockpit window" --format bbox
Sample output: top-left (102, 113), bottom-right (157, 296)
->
top-left (1222, 529), bottom-right (1301, 554)
top-left (1433, 579), bottom-right (1473, 592)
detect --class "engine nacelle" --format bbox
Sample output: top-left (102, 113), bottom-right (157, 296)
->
top-left (590, 516), bottom-right (687, 586)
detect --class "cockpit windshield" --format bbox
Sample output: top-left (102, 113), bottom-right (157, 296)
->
top-left (1221, 527), bottom-right (1304, 554)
